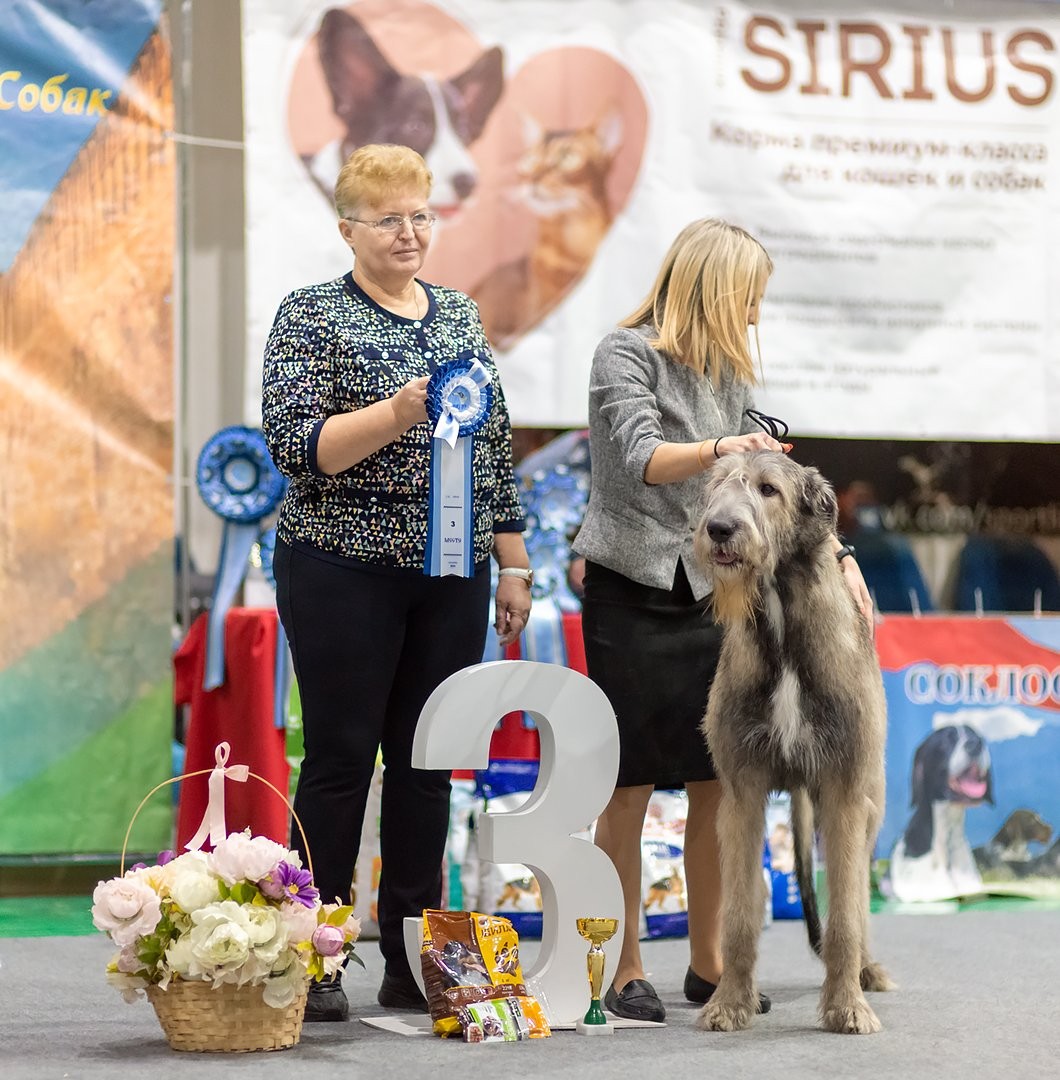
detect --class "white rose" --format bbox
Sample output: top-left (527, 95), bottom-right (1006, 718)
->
top-left (106, 968), bottom-right (148, 1004)
top-left (156, 850), bottom-right (209, 892)
top-left (262, 965), bottom-right (305, 1009)
top-left (182, 901), bottom-right (253, 980)
top-left (210, 831), bottom-right (290, 885)
top-left (279, 901), bottom-right (318, 946)
top-left (243, 904), bottom-right (287, 965)
top-left (167, 858), bottom-right (221, 913)
top-left (92, 876), bottom-right (162, 947)
top-left (163, 934), bottom-right (196, 979)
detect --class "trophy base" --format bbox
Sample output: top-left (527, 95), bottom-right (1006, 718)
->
top-left (575, 1019), bottom-right (614, 1036)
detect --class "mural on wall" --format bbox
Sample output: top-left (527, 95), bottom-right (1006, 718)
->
top-left (0, 0), bottom-right (174, 854)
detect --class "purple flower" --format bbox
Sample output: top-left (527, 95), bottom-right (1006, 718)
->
top-left (261, 861), bottom-right (319, 908)
top-left (311, 924), bottom-right (346, 957)
top-left (157, 850), bottom-right (176, 866)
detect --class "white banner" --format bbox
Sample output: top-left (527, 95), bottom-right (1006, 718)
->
top-left (243, 0), bottom-right (1060, 438)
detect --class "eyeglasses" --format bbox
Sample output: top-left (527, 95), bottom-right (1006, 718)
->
top-left (346, 212), bottom-right (438, 233)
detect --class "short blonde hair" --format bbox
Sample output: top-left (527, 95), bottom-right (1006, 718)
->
top-left (334, 144), bottom-right (433, 219)
top-left (621, 218), bottom-right (773, 384)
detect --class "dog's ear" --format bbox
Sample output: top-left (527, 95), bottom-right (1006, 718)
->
top-left (451, 45), bottom-right (505, 142)
top-left (909, 750), bottom-right (927, 808)
top-left (317, 8), bottom-right (399, 121)
top-left (798, 466), bottom-right (838, 530)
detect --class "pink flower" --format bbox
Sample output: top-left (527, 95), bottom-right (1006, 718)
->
top-left (92, 876), bottom-right (162, 947)
top-left (311, 924), bottom-right (346, 957)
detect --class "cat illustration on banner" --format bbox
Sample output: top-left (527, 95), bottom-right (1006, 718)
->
top-left (471, 110), bottom-right (623, 352)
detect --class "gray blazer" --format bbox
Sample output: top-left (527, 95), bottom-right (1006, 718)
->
top-left (572, 324), bottom-right (757, 599)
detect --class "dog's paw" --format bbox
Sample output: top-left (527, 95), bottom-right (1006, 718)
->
top-left (860, 961), bottom-right (897, 993)
top-left (696, 999), bottom-right (754, 1032)
top-left (821, 997), bottom-right (882, 1035)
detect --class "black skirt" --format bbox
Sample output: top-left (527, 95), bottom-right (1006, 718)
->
top-left (581, 559), bottom-right (720, 788)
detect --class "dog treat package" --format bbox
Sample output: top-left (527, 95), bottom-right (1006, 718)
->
top-left (420, 909), bottom-right (551, 1039)
top-left (456, 997), bottom-right (552, 1042)
top-left (766, 792), bottom-right (812, 919)
top-left (640, 789), bottom-right (690, 939)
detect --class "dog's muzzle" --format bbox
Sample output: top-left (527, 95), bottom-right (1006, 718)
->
top-left (705, 520), bottom-right (741, 567)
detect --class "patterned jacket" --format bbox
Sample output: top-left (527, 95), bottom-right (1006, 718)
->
top-left (262, 274), bottom-right (524, 573)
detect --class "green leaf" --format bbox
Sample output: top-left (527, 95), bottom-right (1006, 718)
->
top-left (325, 905), bottom-right (354, 927)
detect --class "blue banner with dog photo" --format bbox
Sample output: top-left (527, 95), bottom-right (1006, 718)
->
top-left (875, 616), bottom-right (1060, 903)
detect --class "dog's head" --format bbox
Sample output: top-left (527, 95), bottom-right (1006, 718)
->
top-left (692, 451), bottom-right (837, 622)
top-left (994, 809), bottom-right (1052, 847)
top-left (315, 7), bottom-right (504, 212)
top-left (910, 724), bottom-right (994, 811)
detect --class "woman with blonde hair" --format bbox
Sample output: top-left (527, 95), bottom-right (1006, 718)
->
top-left (263, 144), bottom-right (531, 1021)
top-left (573, 218), bottom-right (870, 1022)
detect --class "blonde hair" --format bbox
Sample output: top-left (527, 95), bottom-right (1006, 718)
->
top-left (334, 144), bottom-right (433, 219)
top-left (621, 218), bottom-right (773, 384)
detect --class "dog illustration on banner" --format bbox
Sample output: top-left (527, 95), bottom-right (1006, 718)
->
top-left (304, 5), bottom-right (504, 211)
top-left (884, 723), bottom-right (994, 902)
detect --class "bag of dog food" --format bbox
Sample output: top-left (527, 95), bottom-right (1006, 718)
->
top-left (420, 909), bottom-right (550, 1039)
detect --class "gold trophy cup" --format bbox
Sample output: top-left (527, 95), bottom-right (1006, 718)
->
top-left (576, 916), bottom-right (619, 1035)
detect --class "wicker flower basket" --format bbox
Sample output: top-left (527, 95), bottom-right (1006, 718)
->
top-left (147, 979), bottom-right (307, 1053)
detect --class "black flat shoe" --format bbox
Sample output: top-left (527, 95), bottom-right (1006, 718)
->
top-left (377, 970), bottom-right (428, 1011)
top-left (683, 967), bottom-right (771, 1013)
top-left (603, 979), bottom-right (666, 1023)
top-left (305, 977), bottom-right (349, 1021)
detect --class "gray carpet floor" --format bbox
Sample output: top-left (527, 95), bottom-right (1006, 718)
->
top-left (1, 909), bottom-right (1056, 1079)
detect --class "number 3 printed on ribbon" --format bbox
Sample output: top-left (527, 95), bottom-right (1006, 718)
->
top-left (407, 660), bottom-right (623, 1024)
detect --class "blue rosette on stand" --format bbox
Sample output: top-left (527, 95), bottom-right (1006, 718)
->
top-left (196, 426), bottom-right (286, 690)
top-left (424, 352), bottom-right (493, 577)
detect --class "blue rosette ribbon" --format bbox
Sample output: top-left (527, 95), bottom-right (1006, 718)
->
top-left (424, 352), bottom-right (493, 577)
top-left (195, 427), bottom-right (286, 690)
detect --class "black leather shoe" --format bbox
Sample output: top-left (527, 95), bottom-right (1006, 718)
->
top-left (683, 967), bottom-right (771, 1014)
top-left (603, 979), bottom-right (666, 1023)
top-left (377, 970), bottom-right (428, 1011)
top-left (305, 977), bottom-right (349, 1022)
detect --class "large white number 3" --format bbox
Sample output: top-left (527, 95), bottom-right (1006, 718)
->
top-left (408, 660), bottom-right (623, 1024)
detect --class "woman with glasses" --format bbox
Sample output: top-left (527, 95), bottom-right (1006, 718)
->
top-left (262, 144), bottom-right (531, 1022)
top-left (573, 218), bottom-right (871, 1024)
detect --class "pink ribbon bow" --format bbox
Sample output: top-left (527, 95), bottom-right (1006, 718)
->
top-left (184, 741), bottom-right (250, 851)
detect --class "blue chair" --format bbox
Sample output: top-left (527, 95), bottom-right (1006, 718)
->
top-left (852, 531), bottom-right (934, 613)
top-left (954, 536), bottom-right (1060, 613)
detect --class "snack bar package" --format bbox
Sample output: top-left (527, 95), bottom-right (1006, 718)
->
top-left (457, 997), bottom-right (551, 1042)
top-left (420, 909), bottom-right (550, 1040)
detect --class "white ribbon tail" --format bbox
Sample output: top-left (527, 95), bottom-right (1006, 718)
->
top-left (184, 741), bottom-right (250, 850)
top-left (433, 410), bottom-right (461, 449)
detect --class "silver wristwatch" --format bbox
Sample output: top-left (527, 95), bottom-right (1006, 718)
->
top-left (498, 567), bottom-right (534, 587)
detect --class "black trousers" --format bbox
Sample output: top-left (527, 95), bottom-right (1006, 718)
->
top-left (275, 540), bottom-right (490, 979)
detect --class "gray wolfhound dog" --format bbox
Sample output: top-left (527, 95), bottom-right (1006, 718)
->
top-left (692, 451), bottom-right (894, 1035)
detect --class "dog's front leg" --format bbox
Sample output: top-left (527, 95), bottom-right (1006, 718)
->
top-left (818, 785), bottom-right (881, 1034)
top-left (697, 779), bottom-right (767, 1033)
